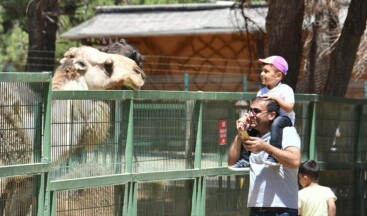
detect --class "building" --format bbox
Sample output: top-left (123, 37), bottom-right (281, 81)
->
top-left (61, 2), bottom-right (269, 92)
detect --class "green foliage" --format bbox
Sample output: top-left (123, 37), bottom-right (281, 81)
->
top-left (0, 0), bottom-right (28, 32)
top-left (0, 0), bottom-right (28, 71)
top-left (0, 23), bottom-right (28, 71)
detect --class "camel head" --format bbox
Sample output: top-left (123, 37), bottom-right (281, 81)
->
top-left (101, 39), bottom-right (144, 70)
top-left (53, 46), bottom-right (145, 90)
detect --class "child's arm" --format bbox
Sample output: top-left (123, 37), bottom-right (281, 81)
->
top-left (327, 197), bottom-right (336, 216)
top-left (260, 94), bottom-right (294, 113)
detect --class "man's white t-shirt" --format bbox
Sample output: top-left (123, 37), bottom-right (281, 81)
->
top-left (257, 82), bottom-right (296, 125)
top-left (298, 185), bottom-right (337, 216)
top-left (247, 127), bottom-right (301, 209)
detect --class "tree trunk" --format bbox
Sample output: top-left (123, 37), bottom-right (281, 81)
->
top-left (266, 0), bottom-right (304, 89)
top-left (324, 0), bottom-right (367, 96)
top-left (297, 1), bottom-right (340, 94)
top-left (26, 0), bottom-right (58, 73)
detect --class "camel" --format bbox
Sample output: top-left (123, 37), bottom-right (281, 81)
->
top-left (0, 46), bottom-right (145, 215)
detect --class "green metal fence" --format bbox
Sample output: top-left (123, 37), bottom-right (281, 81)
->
top-left (0, 72), bottom-right (366, 216)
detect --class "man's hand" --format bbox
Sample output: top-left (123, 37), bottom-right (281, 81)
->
top-left (243, 136), bottom-right (265, 153)
top-left (244, 132), bottom-right (301, 168)
top-left (236, 113), bottom-right (250, 131)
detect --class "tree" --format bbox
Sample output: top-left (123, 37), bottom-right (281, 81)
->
top-left (25, 0), bottom-right (59, 73)
top-left (265, 0), bottom-right (367, 97)
top-left (266, 0), bottom-right (305, 90)
top-left (240, 0), bottom-right (367, 97)
top-left (298, 0), bottom-right (367, 96)
top-left (324, 0), bottom-right (367, 96)
top-left (296, 0), bottom-right (340, 94)
top-left (0, 0), bottom-right (116, 72)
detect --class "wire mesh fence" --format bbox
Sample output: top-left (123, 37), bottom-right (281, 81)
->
top-left (49, 99), bottom-right (122, 180)
top-left (0, 82), bottom-right (45, 166)
top-left (0, 175), bottom-right (38, 216)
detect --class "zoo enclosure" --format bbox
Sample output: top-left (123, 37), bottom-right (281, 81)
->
top-left (0, 72), bottom-right (366, 216)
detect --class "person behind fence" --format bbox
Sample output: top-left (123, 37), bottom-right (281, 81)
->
top-left (229, 55), bottom-right (295, 171)
top-left (298, 160), bottom-right (337, 216)
top-left (228, 97), bottom-right (301, 216)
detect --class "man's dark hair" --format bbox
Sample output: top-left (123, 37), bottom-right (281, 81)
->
top-left (299, 160), bottom-right (320, 181)
top-left (252, 96), bottom-right (280, 117)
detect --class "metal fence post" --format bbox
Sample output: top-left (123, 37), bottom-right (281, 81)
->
top-left (123, 182), bottom-right (137, 216)
top-left (41, 79), bottom-right (52, 216)
top-left (114, 100), bottom-right (123, 174)
top-left (184, 73), bottom-right (189, 91)
top-left (194, 100), bottom-right (202, 169)
top-left (192, 176), bottom-right (206, 216)
top-left (191, 99), bottom-right (204, 215)
top-left (309, 101), bottom-right (317, 160)
top-left (354, 104), bottom-right (365, 216)
top-left (243, 75), bottom-right (248, 92)
top-left (124, 99), bottom-right (134, 173)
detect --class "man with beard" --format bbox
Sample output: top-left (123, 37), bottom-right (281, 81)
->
top-left (228, 97), bottom-right (301, 216)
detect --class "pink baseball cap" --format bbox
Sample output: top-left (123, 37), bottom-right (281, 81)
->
top-left (258, 56), bottom-right (288, 75)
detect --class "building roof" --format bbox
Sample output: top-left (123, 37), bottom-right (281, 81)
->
top-left (61, 2), bottom-right (350, 40)
top-left (61, 2), bottom-right (268, 39)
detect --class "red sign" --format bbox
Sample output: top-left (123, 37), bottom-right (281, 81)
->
top-left (218, 120), bottom-right (227, 145)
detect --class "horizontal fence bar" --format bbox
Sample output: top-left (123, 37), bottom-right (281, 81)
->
top-left (52, 90), bottom-right (134, 100)
top-left (0, 163), bottom-right (50, 178)
top-left (318, 161), bottom-right (367, 170)
top-left (52, 90), bottom-right (257, 101)
top-left (314, 94), bottom-right (367, 105)
top-left (52, 90), bottom-right (367, 105)
top-left (49, 168), bottom-right (245, 191)
top-left (0, 72), bottom-right (52, 82)
top-left (48, 161), bottom-right (366, 192)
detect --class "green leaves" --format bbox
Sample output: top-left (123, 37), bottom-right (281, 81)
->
top-left (0, 23), bottom-right (28, 71)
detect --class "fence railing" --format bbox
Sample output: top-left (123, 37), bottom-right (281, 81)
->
top-left (0, 72), bottom-right (366, 216)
